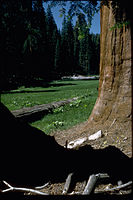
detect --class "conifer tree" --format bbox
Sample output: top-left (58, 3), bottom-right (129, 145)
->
top-left (54, 32), bottom-right (62, 78)
top-left (76, 13), bottom-right (90, 75)
top-left (65, 18), bottom-right (74, 74)
top-left (73, 13), bottom-right (100, 76)
top-left (46, 5), bottom-right (58, 79)
top-left (60, 17), bottom-right (68, 75)
top-left (73, 25), bottom-right (80, 74)
top-left (60, 17), bottom-right (74, 75)
top-left (32, 0), bottom-right (47, 79)
top-left (0, 0), bottom-right (30, 88)
top-left (89, 33), bottom-right (100, 74)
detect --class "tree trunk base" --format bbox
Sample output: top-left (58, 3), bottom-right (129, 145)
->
top-left (80, 1), bottom-right (132, 144)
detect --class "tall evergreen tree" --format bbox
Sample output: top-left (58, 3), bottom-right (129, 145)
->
top-left (73, 13), bottom-right (100, 75)
top-left (31, 0), bottom-right (48, 79)
top-left (65, 18), bottom-right (74, 74)
top-left (54, 31), bottom-right (62, 78)
top-left (0, 0), bottom-right (31, 89)
top-left (60, 17), bottom-right (68, 75)
top-left (46, 5), bottom-right (58, 80)
top-left (60, 17), bottom-right (74, 75)
top-left (89, 33), bottom-right (100, 74)
top-left (76, 13), bottom-right (91, 75)
top-left (73, 24), bottom-right (80, 74)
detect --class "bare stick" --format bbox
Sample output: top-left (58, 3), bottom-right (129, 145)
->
top-left (34, 182), bottom-right (50, 190)
top-left (83, 174), bottom-right (99, 195)
top-left (96, 173), bottom-right (110, 179)
top-left (95, 181), bottom-right (132, 193)
top-left (69, 191), bottom-right (80, 195)
top-left (2, 181), bottom-right (48, 195)
top-left (62, 173), bottom-right (73, 195)
top-left (109, 118), bottom-right (116, 129)
top-left (3, 181), bottom-right (12, 188)
top-left (104, 181), bottom-right (132, 192)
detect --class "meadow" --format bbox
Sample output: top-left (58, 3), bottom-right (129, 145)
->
top-left (1, 80), bottom-right (99, 134)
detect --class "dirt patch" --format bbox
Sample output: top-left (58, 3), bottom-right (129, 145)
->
top-left (39, 119), bottom-right (132, 195)
top-left (53, 120), bottom-right (132, 158)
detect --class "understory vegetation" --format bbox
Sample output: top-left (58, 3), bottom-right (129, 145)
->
top-left (1, 80), bottom-right (98, 134)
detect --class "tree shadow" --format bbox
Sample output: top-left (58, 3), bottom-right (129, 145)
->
top-left (49, 82), bottom-right (76, 87)
top-left (0, 102), bottom-right (132, 192)
top-left (1, 82), bottom-right (76, 94)
top-left (1, 89), bottom-right (58, 94)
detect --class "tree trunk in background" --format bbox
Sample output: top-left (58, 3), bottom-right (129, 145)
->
top-left (83, 1), bottom-right (132, 136)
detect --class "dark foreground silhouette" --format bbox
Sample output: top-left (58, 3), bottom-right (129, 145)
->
top-left (0, 102), bottom-right (132, 188)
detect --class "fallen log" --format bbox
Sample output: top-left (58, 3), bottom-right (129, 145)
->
top-left (11, 97), bottom-right (78, 122)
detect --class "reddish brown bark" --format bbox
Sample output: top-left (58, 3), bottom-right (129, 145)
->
top-left (84, 2), bottom-right (132, 136)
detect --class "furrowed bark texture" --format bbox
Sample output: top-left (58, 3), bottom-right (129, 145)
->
top-left (85, 1), bottom-right (132, 135)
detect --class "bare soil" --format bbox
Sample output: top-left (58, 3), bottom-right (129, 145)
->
top-left (54, 120), bottom-right (132, 158)
top-left (38, 120), bottom-right (132, 195)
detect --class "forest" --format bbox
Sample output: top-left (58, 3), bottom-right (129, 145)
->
top-left (0, 0), bottom-right (132, 196)
top-left (0, 0), bottom-right (100, 91)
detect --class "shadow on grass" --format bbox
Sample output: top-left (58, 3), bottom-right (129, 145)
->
top-left (1, 89), bottom-right (58, 94)
top-left (1, 82), bottom-right (76, 94)
top-left (49, 82), bottom-right (76, 87)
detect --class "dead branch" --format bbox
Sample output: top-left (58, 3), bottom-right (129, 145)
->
top-left (103, 181), bottom-right (132, 192)
top-left (67, 130), bottom-right (103, 149)
top-left (34, 182), bottom-right (50, 190)
top-left (82, 174), bottom-right (99, 195)
top-left (62, 173), bottom-right (73, 194)
top-left (109, 119), bottom-right (117, 129)
top-left (95, 181), bottom-right (132, 193)
top-left (67, 137), bottom-right (87, 149)
top-left (2, 181), bottom-right (49, 195)
top-left (88, 130), bottom-right (102, 141)
top-left (82, 173), bottom-right (110, 195)
top-left (96, 173), bottom-right (110, 179)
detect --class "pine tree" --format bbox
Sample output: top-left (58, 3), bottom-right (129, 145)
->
top-left (0, 0), bottom-right (31, 88)
top-left (89, 33), bottom-right (100, 75)
top-left (66, 18), bottom-right (74, 74)
top-left (73, 13), bottom-right (100, 76)
top-left (46, 5), bottom-right (58, 80)
top-left (54, 31), bottom-right (62, 78)
top-left (31, 0), bottom-right (47, 79)
top-left (76, 13), bottom-right (90, 75)
top-left (60, 17), bottom-right (68, 75)
top-left (73, 25), bottom-right (80, 74)
top-left (60, 17), bottom-right (74, 75)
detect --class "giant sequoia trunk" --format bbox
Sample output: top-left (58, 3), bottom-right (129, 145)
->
top-left (84, 1), bottom-right (132, 136)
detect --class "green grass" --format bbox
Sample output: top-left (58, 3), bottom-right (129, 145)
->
top-left (1, 80), bottom-right (99, 134)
